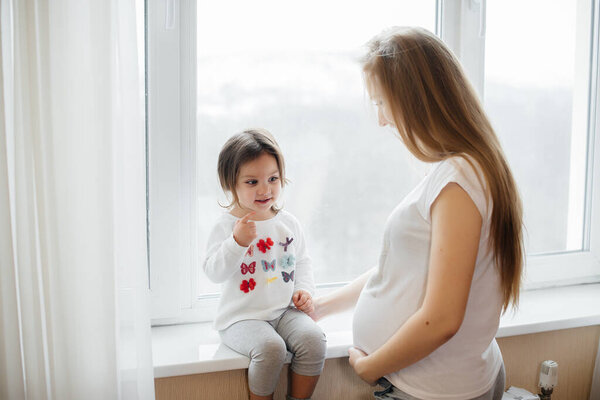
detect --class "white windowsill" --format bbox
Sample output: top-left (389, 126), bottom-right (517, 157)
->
top-left (152, 283), bottom-right (600, 379)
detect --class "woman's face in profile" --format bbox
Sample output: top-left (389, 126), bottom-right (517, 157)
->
top-left (368, 81), bottom-right (395, 128)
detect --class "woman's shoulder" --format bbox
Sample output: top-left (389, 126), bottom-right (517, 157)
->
top-left (431, 154), bottom-right (487, 191)
top-left (422, 154), bottom-right (490, 220)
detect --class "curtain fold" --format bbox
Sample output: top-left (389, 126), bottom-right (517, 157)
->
top-left (0, 0), bottom-right (155, 398)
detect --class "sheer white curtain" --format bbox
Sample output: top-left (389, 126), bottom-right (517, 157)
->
top-left (0, 0), bottom-right (155, 399)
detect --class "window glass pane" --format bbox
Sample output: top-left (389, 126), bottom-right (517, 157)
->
top-left (197, 1), bottom-right (437, 294)
top-left (484, 0), bottom-right (589, 254)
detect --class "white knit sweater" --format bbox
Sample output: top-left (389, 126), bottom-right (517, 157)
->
top-left (203, 210), bottom-right (315, 331)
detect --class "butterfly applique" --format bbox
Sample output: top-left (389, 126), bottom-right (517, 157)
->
top-left (257, 238), bottom-right (274, 253)
top-left (261, 259), bottom-right (276, 271)
top-left (240, 261), bottom-right (256, 275)
top-left (281, 270), bottom-right (294, 283)
top-left (279, 254), bottom-right (295, 269)
top-left (279, 237), bottom-right (294, 252)
top-left (240, 278), bottom-right (256, 293)
top-left (246, 245), bottom-right (254, 257)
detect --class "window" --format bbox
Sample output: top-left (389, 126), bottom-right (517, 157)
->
top-left (148, 0), bottom-right (600, 322)
top-left (480, 0), bottom-right (600, 287)
top-left (484, 0), bottom-right (589, 254)
top-left (195, 0), bottom-right (437, 296)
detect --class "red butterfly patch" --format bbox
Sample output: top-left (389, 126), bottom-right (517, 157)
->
top-left (240, 262), bottom-right (256, 275)
top-left (246, 245), bottom-right (254, 257)
top-left (240, 278), bottom-right (256, 293)
top-left (257, 238), bottom-right (274, 253)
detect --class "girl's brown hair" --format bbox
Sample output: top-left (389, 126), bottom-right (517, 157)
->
top-left (363, 27), bottom-right (523, 311)
top-left (218, 128), bottom-right (287, 211)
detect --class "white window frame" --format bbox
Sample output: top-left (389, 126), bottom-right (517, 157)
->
top-left (148, 0), bottom-right (600, 323)
top-left (147, 0), bottom-right (198, 320)
top-left (440, 0), bottom-right (600, 289)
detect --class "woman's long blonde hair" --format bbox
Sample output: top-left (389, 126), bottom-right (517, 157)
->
top-left (363, 27), bottom-right (523, 311)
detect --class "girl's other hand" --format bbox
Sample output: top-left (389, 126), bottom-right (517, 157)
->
top-left (348, 347), bottom-right (377, 386)
top-left (293, 290), bottom-right (314, 314)
top-left (233, 212), bottom-right (257, 247)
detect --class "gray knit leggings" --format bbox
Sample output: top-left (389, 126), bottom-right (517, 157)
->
top-left (219, 308), bottom-right (327, 397)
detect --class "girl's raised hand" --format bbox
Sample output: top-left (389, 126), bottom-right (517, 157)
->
top-left (233, 212), bottom-right (257, 247)
top-left (293, 290), bottom-right (314, 314)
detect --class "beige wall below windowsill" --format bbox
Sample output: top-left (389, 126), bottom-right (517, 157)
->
top-left (154, 325), bottom-right (600, 400)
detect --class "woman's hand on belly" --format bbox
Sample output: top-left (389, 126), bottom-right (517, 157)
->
top-left (348, 347), bottom-right (378, 386)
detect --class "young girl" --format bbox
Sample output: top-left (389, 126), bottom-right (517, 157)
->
top-left (203, 128), bottom-right (327, 400)
top-left (311, 27), bottom-right (523, 400)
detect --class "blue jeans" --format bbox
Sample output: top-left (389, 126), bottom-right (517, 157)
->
top-left (373, 363), bottom-right (505, 400)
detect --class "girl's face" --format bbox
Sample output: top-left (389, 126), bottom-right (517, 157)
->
top-left (232, 152), bottom-right (282, 220)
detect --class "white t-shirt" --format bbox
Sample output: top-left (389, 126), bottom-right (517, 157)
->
top-left (203, 210), bottom-right (315, 331)
top-left (352, 156), bottom-right (504, 400)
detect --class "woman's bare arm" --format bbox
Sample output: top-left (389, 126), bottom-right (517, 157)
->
top-left (310, 267), bottom-right (375, 321)
top-left (350, 183), bottom-right (482, 383)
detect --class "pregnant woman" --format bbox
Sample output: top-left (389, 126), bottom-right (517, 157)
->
top-left (311, 27), bottom-right (523, 400)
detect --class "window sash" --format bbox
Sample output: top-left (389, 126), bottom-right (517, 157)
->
top-left (147, 0), bottom-right (198, 319)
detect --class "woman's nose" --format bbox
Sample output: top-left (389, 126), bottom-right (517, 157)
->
top-left (378, 108), bottom-right (388, 127)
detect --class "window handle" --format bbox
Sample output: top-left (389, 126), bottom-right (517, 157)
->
top-left (469, 0), bottom-right (486, 38)
top-left (165, 0), bottom-right (176, 30)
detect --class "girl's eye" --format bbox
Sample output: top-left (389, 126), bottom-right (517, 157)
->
top-left (246, 180), bottom-right (257, 185)
top-left (269, 176), bottom-right (279, 182)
